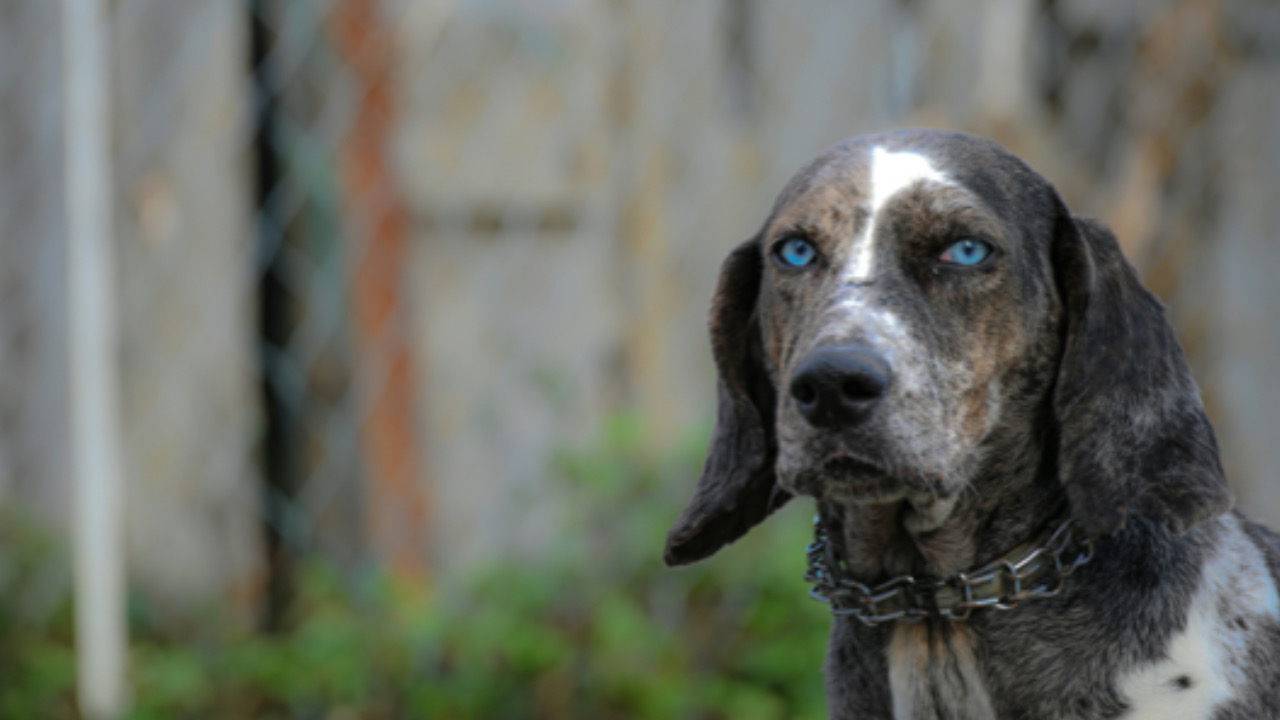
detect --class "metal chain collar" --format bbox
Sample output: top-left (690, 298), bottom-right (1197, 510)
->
top-left (803, 515), bottom-right (1094, 626)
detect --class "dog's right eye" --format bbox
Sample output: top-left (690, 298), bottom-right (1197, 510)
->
top-left (775, 237), bottom-right (818, 268)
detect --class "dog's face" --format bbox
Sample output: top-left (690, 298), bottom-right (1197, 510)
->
top-left (663, 129), bottom-right (1230, 567)
top-left (757, 135), bottom-right (1061, 507)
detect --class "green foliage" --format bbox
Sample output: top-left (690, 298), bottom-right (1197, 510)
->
top-left (0, 416), bottom-right (830, 718)
top-left (0, 511), bottom-right (77, 720)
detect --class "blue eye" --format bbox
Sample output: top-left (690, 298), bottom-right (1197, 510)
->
top-left (776, 237), bottom-right (817, 268)
top-left (940, 238), bottom-right (992, 266)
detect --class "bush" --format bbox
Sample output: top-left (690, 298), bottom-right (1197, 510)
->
top-left (0, 416), bottom-right (830, 719)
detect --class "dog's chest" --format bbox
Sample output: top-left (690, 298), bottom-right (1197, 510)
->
top-left (1115, 516), bottom-right (1280, 719)
top-left (888, 624), bottom-right (994, 720)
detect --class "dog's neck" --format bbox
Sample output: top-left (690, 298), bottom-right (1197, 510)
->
top-left (825, 430), bottom-right (1065, 582)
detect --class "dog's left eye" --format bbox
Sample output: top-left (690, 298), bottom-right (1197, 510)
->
top-left (775, 237), bottom-right (818, 268)
top-left (940, 238), bottom-right (992, 266)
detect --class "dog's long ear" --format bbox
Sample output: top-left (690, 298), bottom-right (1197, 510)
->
top-left (664, 237), bottom-right (789, 566)
top-left (1052, 206), bottom-right (1232, 537)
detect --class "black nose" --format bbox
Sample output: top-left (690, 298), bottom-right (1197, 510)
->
top-left (789, 345), bottom-right (892, 428)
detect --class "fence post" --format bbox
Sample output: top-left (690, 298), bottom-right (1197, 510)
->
top-left (63, 0), bottom-right (129, 716)
top-left (333, 0), bottom-right (431, 579)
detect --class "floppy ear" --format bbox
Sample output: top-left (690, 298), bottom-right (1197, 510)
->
top-left (1052, 208), bottom-right (1232, 537)
top-left (663, 237), bottom-right (789, 566)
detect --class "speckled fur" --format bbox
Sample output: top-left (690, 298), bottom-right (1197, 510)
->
top-left (664, 130), bottom-right (1280, 719)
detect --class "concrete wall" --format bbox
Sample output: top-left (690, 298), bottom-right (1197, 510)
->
top-left (394, 0), bottom-right (1280, 571)
top-left (0, 0), bottom-right (263, 616)
top-left (0, 1), bottom-right (70, 532)
top-left (1, 0), bottom-right (1277, 609)
top-left (110, 0), bottom-right (262, 614)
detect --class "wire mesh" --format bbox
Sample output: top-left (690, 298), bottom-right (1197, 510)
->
top-left (1, 0), bottom-right (1278, 629)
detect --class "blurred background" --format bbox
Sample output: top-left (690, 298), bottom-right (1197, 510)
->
top-left (3, 0), bottom-right (1279, 717)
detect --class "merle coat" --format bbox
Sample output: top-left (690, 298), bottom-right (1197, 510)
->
top-left (664, 130), bottom-right (1280, 719)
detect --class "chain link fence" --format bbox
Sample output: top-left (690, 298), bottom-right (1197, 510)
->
top-left (2, 0), bottom-right (1279, 685)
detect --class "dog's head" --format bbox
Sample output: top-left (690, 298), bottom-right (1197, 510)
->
top-left (664, 129), bottom-right (1231, 566)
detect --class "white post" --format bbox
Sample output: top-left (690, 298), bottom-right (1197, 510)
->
top-left (63, 0), bottom-right (129, 716)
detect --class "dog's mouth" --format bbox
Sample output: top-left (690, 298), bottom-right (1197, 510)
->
top-left (825, 455), bottom-right (914, 503)
top-left (823, 453), bottom-right (882, 481)
top-left (780, 451), bottom-right (925, 504)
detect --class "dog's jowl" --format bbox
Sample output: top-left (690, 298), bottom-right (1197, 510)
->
top-left (664, 130), bottom-right (1280, 719)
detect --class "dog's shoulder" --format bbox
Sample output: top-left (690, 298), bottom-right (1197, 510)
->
top-left (1113, 512), bottom-right (1280, 719)
top-left (1235, 510), bottom-right (1280, 585)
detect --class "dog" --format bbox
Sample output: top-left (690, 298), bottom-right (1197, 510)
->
top-left (663, 129), bottom-right (1280, 719)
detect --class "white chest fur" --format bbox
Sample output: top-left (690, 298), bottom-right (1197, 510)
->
top-left (885, 516), bottom-right (1279, 720)
top-left (888, 623), bottom-right (995, 720)
top-left (1117, 515), bottom-right (1279, 719)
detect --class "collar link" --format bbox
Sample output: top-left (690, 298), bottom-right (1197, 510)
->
top-left (803, 514), bottom-right (1094, 626)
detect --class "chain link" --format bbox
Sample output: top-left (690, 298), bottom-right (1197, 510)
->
top-left (804, 515), bottom-right (1094, 626)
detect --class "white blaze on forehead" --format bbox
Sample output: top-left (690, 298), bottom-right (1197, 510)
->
top-left (844, 146), bottom-right (949, 282)
top-left (870, 147), bottom-right (948, 211)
